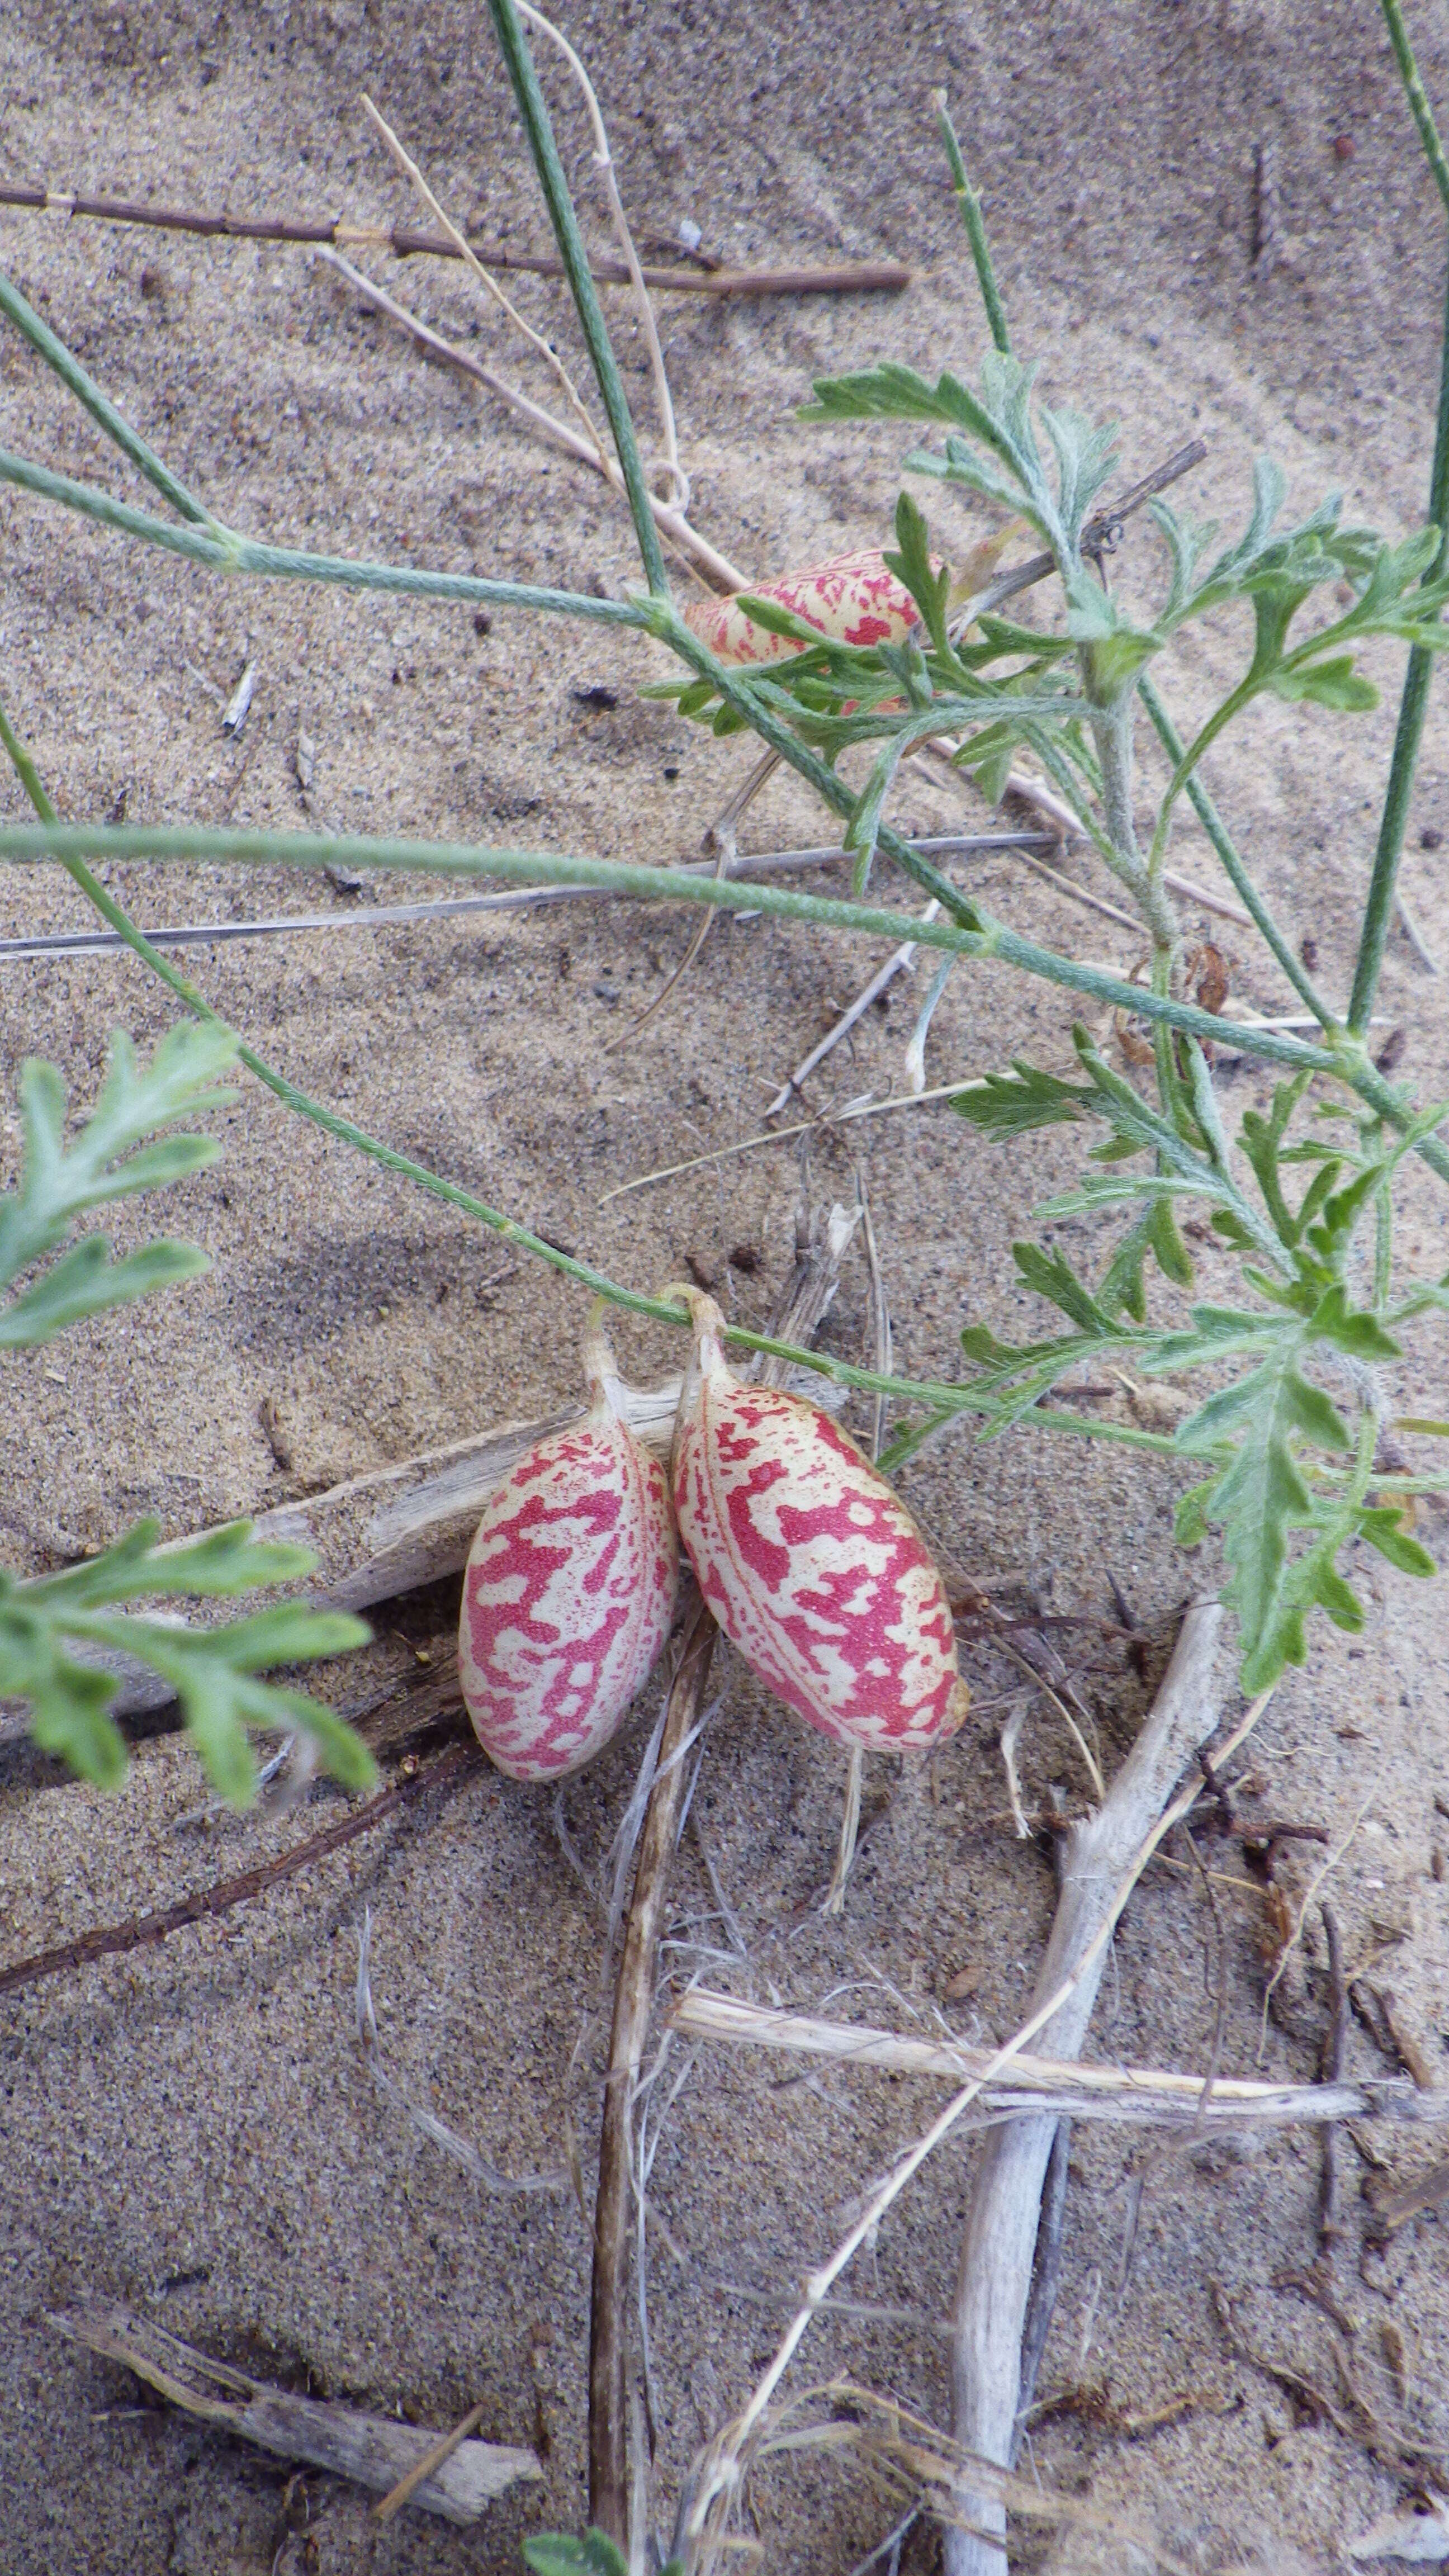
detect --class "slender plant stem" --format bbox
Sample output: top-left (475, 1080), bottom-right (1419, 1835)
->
top-left (930, 93), bottom-right (1010, 354)
top-left (0, 446), bottom-right (649, 628)
top-left (1139, 674), bottom-right (1334, 1027)
top-left (0, 703), bottom-right (1201, 1439)
top-left (0, 817), bottom-right (1344, 1074)
top-left (1381, 0), bottom-right (1449, 217)
top-left (485, 0), bottom-right (670, 597)
top-left (0, 265), bottom-right (212, 526)
top-left (1348, 288), bottom-right (1449, 1033)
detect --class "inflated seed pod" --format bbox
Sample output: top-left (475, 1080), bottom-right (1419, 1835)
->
top-left (670, 1289), bottom-right (968, 1755)
top-left (458, 1324), bottom-right (678, 1781)
top-left (683, 527), bottom-right (1021, 669)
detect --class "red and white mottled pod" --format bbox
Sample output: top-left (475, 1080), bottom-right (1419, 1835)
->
top-left (683, 548), bottom-right (929, 668)
top-left (458, 1328), bottom-right (678, 1781)
top-left (682, 525), bottom-right (1022, 670)
top-left (670, 1290), bottom-right (968, 1754)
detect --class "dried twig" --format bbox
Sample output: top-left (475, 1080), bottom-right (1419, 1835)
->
top-left (591, 1596), bottom-right (719, 2542)
top-left (668, 1987), bottom-right (1449, 2130)
top-left (944, 1604), bottom-right (1228, 2576)
top-left (0, 1746), bottom-right (481, 2001)
top-left (50, 2304), bottom-right (540, 2523)
top-left (679, 1613), bottom-right (1253, 2570)
top-left (0, 179), bottom-right (910, 293)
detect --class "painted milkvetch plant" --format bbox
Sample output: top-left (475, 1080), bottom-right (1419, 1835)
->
top-left (0, 0), bottom-right (1445, 1758)
top-left (458, 1318), bottom-right (678, 1780)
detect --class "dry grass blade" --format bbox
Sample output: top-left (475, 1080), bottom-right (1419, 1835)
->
top-left (356, 1906), bottom-right (566, 2195)
top-left (515, 0), bottom-right (686, 504)
top-left (361, 91), bottom-right (609, 466)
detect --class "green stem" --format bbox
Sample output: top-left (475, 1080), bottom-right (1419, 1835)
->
top-left (0, 816), bottom-right (1347, 1072)
top-left (0, 447), bottom-right (650, 629)
top-left (1380, 0), bottom-right (1449, 217)
top-left (931, 93), bottom-right (1011, 354)
top-left (1144, 673), bottom-right (1256, 886)
top-left (1139, 673), bottom-right (1334, 1027)
top-left (0, 699), bottom-right (1202, 1438)
top-left (0, 264), bottom-right (212, 526)
top-left (485, 0), bottom-right (669, 598)
top-left (1348, 275), bottom-right (1449, 1032)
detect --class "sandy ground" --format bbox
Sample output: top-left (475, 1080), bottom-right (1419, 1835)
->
top-left (2, 3), bottom-right (1449, 2569)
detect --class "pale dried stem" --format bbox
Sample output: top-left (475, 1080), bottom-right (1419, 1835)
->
top-left (361, 91), bottom-right (608, 464)
top-left (943, 1603), bottom-right (1229, 2576)
top-left (679, 1608), bottom-right (1254, 2572)
top-left (590, 1596), bottom-right (719, 2544)
top-left (514, 0), bottom-right (685, 505)
top-left (668, 1988), bottom-right (1449, 2132)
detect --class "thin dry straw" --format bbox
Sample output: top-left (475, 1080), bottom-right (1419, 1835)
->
top-left (0, 831), bottom-right (1053, 962)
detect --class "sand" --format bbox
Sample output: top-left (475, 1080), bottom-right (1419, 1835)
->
top-left (2, 2), bottom-right (1448, 2568)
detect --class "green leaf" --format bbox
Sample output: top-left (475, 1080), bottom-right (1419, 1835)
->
top-left (0, 1601), bottom-right (128, 1788)
top-left (25, 1517), bottom-right (318, 1611)
top-left (3, 1513), bottom-right (375, 1805)
top-left (1012, 1241), bottom-right (1117, 1335)
top-left (68, 1611), bottom-right (376, 1803)
top-left (1176, 1337), bottom-right (1356, 1685)
top-left (0, 1235), bottom-right (211, 1347)
top-left (1268, 654), bottom-right (1379, 713)
top-left (884, 489), bottom-right (952, 656)
top-left (950, 1062), bottom-right (1093, 1140)
top-left (1355, 1504), bottom-right (1437, 1578)
top-left (1306, 1282), bottom-right (1401, 1361)
top-left (0, 1022), bottom-right (237, 1339)
top-left (1174, 1476), bottom-right (1218, 1549)
top-left (522, 2535), bottom-right (632, 2576)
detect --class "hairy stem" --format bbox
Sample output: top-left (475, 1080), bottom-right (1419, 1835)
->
top-left (1381, 0), bottom-right (1449, 219)
top-left (1092, 693), bottom-right (1177, 948)
top-left (0, 446), bottom-right (649, 627)
top-left (0, 815), bottom-right (1346, 1073)
top-left (1348, 274), bottom-right (1449, 1033)
top-left (930, 93), bottom-right (1011, 354)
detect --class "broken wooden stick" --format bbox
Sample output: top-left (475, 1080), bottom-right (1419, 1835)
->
top-left (51, 2303), bottom-right (541, 2524)
top-left (943, 1600), bottom-right (1225, 2576)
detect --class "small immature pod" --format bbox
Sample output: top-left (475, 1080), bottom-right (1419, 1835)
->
top-left (458, 1323), bottom-right (679, 1781)
top-left (683, 527), bottom-right (1021, 669)
top-left (670, 1290), bottom-right (968, 1755)
top-left (684, 548), bottom-right (927, 668)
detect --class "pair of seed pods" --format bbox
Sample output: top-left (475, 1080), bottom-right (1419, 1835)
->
top-left (458, 1287), bottom-right (968, 1783)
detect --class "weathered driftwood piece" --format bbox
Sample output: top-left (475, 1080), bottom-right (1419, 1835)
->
top-left (943, 1600), bottom-right (1225, 2576)
top-left (51, 2304), bottom-right (541, 2524)
top-left (669, 1988), bottom-right (1449, 2133)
